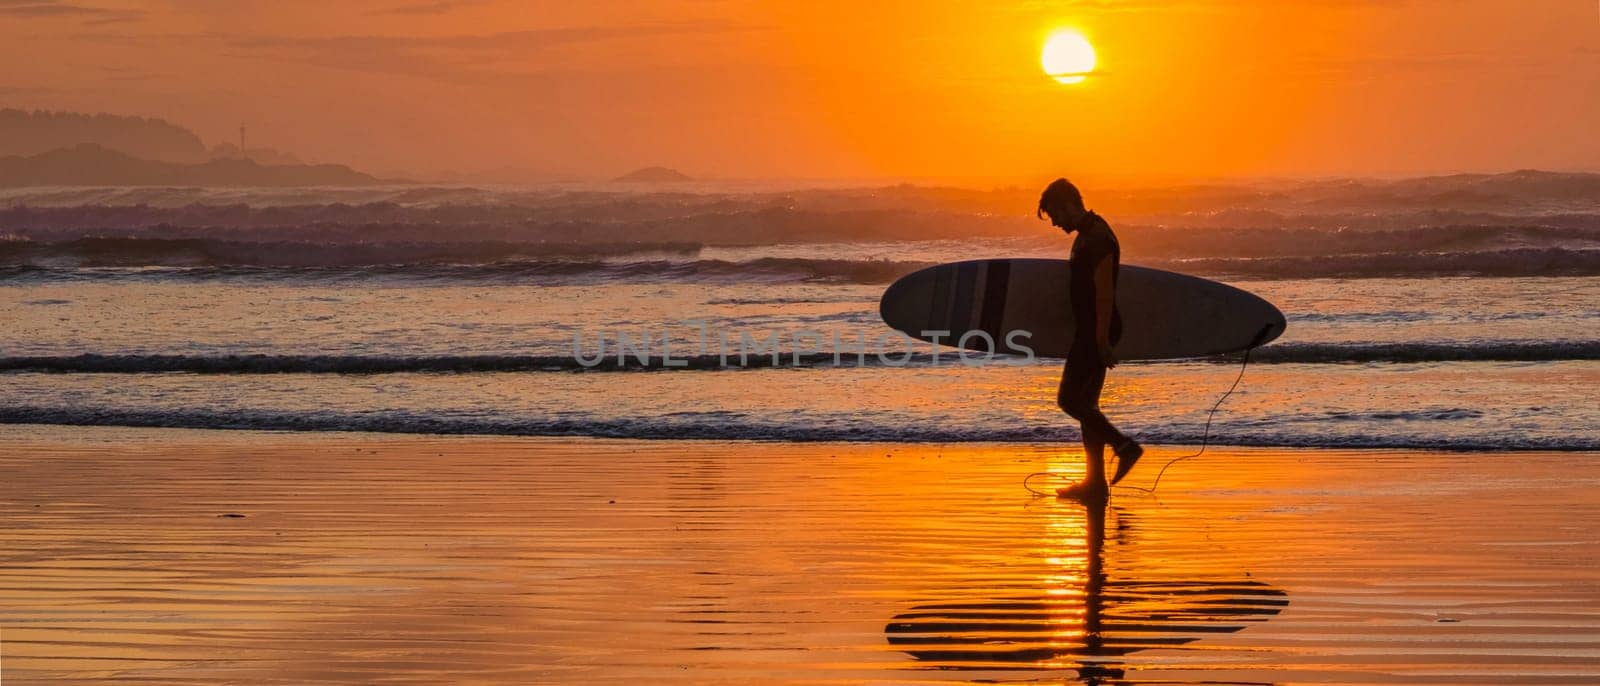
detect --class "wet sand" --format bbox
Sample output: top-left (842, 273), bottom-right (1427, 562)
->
top-left (1, 426), bottom-right (1597, 684)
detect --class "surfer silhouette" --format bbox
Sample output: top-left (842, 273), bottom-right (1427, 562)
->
top-left (1038, 178), bottom-right (1143, 501)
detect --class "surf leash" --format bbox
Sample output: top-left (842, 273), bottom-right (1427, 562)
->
top-left (1023, 323), bottom-right (1275, 498)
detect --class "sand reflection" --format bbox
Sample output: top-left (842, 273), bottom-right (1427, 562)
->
top-left (886, 502), bottom-right (1288, 683)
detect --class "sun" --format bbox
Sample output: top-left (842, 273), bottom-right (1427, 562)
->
top-left (1041, 30), bottom-right (1096, 85)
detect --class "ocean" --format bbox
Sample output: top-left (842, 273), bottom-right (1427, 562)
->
top-left (2, 175), bottom-right (1596, 451)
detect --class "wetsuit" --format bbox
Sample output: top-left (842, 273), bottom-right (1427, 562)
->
top-left (1058, 211), bottom-right (1131, 448)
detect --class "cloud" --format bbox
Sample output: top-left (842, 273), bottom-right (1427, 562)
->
top-left (47, 22), bottom-right (756, 85)
top-left (1021, 0), bottom-right (1429, 9)
top-left (1297, 51), bottom-right (1564, 80)
top-left (371, 0), bottom-right (484, 16)
top-left (0, 0), bottom-right (144, 24)
top-left (236, 25), bottom-right (731, 52)
top-left (0, 84), bottom-right (56, 96)
top-left (100, 65), bottom-right (157, 82)
top-left (221, 24), bottom-right (754, 80)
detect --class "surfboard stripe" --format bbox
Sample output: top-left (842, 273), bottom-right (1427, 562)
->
top-left (928, 265), bottom-right (952, 331)
top-left (977, 260), bottom-right (1010, 351)
top-left (965, 262), bottom-right (984, 341)
top-left (948, 261), bottom-right (979, 335)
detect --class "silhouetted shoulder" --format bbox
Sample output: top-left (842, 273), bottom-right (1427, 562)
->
top-left (1084, 211), bottom-right (1117, 242)
top-left (1071, 214), bottom-right (1117, 263)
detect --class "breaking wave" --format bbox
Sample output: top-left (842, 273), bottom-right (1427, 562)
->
top-left (6, 221), bottom-right (1598, 255)
top-left (0, 237), bottom-right (703, 266)
top-left (1167, 248), bottom-right (1600, 279)
top-left (0, 405), bottom-right (1590, 450)
top-left (0, 352), bottom-right (878, 373)
top-left (1246, 341), bottom-right (1600, 363)
top-left (0, 257), bottom-right (935, 284)
top-left (1, 341), bottom-right (1593, 375)
top-left (0, 249), bottom-right (1594, 284)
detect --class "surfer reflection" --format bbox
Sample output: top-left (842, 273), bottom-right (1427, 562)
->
top-left (884, 501), bottom-right (1287, 684)
top-left (1038, 178), bottom-right (1144, 502)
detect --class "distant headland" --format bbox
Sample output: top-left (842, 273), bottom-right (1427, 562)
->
top-left (613, 166), bottom-right (694, 183)
top-left (0, 144), bottom-right (386, 187)
top-left (0, 109), bottom-right (393, 187)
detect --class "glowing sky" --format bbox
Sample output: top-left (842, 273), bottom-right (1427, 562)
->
top-left (1, 0), bottom-right (1596, 181)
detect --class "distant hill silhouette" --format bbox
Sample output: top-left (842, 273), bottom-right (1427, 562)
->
top-left (613, 166), bottom-right (693, 182)
top-left (208, 142), bottom-right (307, 166)
top-left (0, 108), bottom-right (208, 163)
top-left (0, 144), bottom-right (385, 187)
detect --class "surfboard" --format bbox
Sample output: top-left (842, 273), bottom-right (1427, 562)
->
top-left (878, 259), bottom-right (1285, 360)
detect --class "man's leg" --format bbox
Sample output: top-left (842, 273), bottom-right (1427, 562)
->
top-left (1057, 357), bottom-right (1112, 500)
top-left (1059, 358), bottom-right (1127, 448)
top-left (1059, 355), bottom-right (1142, 490)
top-left (1075, 393), bottom-right (1142, 485)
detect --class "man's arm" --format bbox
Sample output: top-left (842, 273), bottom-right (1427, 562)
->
top-left (1094, 255), bottom-right (1118, 366)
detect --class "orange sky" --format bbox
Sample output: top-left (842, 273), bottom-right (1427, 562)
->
top-left (1, 0), bottom-right (1596, 181)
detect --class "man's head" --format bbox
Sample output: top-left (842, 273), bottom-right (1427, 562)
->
top-left (1037, 177), bottom-right (1088, 232)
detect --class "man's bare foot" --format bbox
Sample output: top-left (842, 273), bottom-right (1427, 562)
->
top-left (1055, 480), bottom-right (1109, 503)
top-left (1111, 440), bottom-right (1144, 485)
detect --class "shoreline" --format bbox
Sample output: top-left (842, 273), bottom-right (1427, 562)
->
top-left (0, 422), bottom-right (1593, 452)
